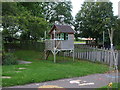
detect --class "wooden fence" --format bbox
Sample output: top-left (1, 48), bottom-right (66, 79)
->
top-left (5, 42), bottom-right (119, 67)
top-left (19, 42), bottom-right (120, 66)
top-left (63, 44), bottom-right (119, 66)
top-left (19, 42), bottom-right (119, 67)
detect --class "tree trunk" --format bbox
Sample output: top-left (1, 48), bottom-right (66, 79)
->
top-left (95, 38), bottom-right (98, 46)
top-left (75, 33), bottom-right (78, 41)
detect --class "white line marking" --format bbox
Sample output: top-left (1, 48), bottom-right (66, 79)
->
top-left (79, 83), bottom-right (94, 86)
top-left (70, 80), bottom-right (81, 84)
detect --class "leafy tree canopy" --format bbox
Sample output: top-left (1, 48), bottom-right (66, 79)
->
top-left (2, 2), bottom-right (73, 42)
top-left (74, 1), bottom-right (117, 44)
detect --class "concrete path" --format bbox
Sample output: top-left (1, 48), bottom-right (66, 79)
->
top-left (17, 60), bottom-right (32, 64)
top-left (6, 72), bottom-right (119, 88)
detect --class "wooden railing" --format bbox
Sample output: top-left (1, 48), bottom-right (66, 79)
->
top-left (45, 40), bottom-right (55, 50)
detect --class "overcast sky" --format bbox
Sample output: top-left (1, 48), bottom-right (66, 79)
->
top-left (71, 0), bottom-right (120, 18)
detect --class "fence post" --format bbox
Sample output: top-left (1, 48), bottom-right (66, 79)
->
top-left (72, 44), bottom-right (119, 66)
top-left (118, 50), bottom-right (120, 70)
top-left (87, 49), bottom-right (89, 60)
top-left (95, 46), bottom-right (97, 62)
top-left (104, 48), bottom-right (107, 63)
top-left (111, 50), bottom-right (114, 66)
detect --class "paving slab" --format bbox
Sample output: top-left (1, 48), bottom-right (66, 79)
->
top-left (17, 60), bottom-right (32, 64)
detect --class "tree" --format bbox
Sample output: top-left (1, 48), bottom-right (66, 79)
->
top-left (2, 2), bottom-right (49, 42)
top-left (113, 18), bottom-right (120, 46)
top-left (2, 16), bottom-right (20, 40)
top-left (74, 1), bottom-right (116, 45)
top-left (2, 2), bottom-right (21, 39)
top-left (104, 17), bottom-right (119, 85)
top-left (2, 2), bottom-right (19, 16)
top-left (50, 1), bottom-right (73, 25)
top-left (2, 2), bottom-right (73, 43)
top-left (40, 2), bottom-right (73, 25)
top-left (18, 2), bottom-right (44, 17)
top-left (25, 16), bottom-right (48, 41)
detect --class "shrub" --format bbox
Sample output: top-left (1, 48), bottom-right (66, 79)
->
top-left (2, 53), bottom-right (18, 65)
top-left (116, 45), bottom-right (120, 50)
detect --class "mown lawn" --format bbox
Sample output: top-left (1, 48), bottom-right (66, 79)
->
top-left (98, 83), bottom-right (120, 89)
top-left (2, 50), bottom-right (109, 87)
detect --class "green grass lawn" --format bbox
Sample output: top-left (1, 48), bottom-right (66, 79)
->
top-left (2, 50), bottom-right (109, 87)
top-left (98, 83), bottom-right (120, 89)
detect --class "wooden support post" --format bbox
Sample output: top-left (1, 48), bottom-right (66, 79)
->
top-left (44, 50), bottom-right (47, 60)
top-left (73, 50), bottom-right (74, 61)
top-left (53, 48), bottom-right (56, 63)
top-left (54, 53), bottom-right (56, 63)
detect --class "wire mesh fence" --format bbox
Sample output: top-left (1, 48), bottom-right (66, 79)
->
top-left (4, 41), bottom-right (45, 52)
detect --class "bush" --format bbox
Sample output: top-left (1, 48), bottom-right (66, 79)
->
top-left (2, 53), bottom-right (18, 65)
top-left (116, 45), bottom-right (120, 50)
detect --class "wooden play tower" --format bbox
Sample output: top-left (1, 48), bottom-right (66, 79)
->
top-left (45, 25), bottom-right (75, 63)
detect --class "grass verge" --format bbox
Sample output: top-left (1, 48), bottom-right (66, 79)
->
top-left (2, 50), bottom-right (109, 87)
top-left (97, 83), bottom-right (120, 89)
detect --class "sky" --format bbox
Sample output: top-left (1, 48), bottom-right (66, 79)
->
top-left (71, 0), bottom-right (120, 18)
